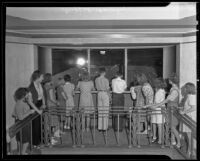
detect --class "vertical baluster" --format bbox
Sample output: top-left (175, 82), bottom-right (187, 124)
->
top-left (105, 108), bottom-right (108, 146)
top-left (72, 111), bottom-right (76, 148)
top-left (19, 129), bottom-right (22, 155)
top-left (30, 121), bottom-right (33, 152)
top-left (190, 133), bottom-right (193, 159)
top-left (93, 109), bottom-right (96, 145)
top-left (148, 109), bottom-right (152, 146)
top-left (137, 110), bottom-right (141, 148)
top-left (170, 107), bottom-right (173, 148)
top-left (41, 113), bottom-right (43, 146)
top-left (129, 110), bottom-right (132, 148)
top-left (161, 108), bottom-right (165, 148)
top-left (117, 113), bottom-right (119, 146)
top-left (81, 111), bottom-right (84, 148)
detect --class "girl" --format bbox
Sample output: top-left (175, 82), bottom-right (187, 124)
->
top-left (146, 73), bottom-right (181, 148)
top-left (180, 82), bottom-right (196, 158)
top-left (63, 74), bottom-right (75, 130)
top-left (76, 71), bottom-right (95, 132)
top-left (12, 88), bottom-right (35, 154)
top-left (151, 78), bottom-right (166, 144)
top-left (43, 73), bottom-right (60, 145)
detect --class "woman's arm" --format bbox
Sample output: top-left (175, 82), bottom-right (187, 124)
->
top-left (27, 93), bottom-right (42, 114)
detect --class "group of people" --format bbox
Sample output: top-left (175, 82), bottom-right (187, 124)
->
top-left (12, 68), bottom-right (196, 157)
top-left (130, 73), bottom-right (196, 158)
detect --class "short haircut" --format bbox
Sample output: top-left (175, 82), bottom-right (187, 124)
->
top-left (137, 73), bottom-right (148, 85)
top-left (43, 73), bottom-right (52, 84)
top-left (169, 73), bottom-right (179, 85)
top-left (99, 67), bottom-right (106, 74)
top-left (64, 74), bottom-right (71, 82)
top-left (116, 71), bottom-right (123, 77)
top-left (154, 78), bottom-right (167, 89)
top-left (14, 87), bottom-right (29, 100)
top-left (31, 70), bottom-right (42, 82)
top-left (81, 71), bottom-right (90, 81)
top-left (185, 82), bottom-right (196, 95)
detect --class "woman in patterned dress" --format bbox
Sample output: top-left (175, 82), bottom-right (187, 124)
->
top-left (76, 71), bottom-right (95, 132)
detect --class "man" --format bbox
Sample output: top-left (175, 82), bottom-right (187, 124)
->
top-left (95, 67), bottom-right (110, 131)
top-left (111, 72), bottom-right (127, 132)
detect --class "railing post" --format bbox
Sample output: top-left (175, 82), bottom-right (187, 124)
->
top-left (161, 108), bottom-right (165, 148)
top-left (93, 109), bottom-right (96, 145)
top-left (81, 110), bottom-right (85, 148)
top-left (72, 110), bottom-right (76, 148)
top-left (19, 129), bottom-right (22, 155)
top-left (170, 107), bottom-right (173, 148)
top-left (137, 109), bottom-right (141, 148)
top-left (117, 113), bottom-right (120, 146)
top-left (148, 109), bottom-right (152, 146)
top-left (128, 110), bottom-right (132, 148)
top-left (41, 112), bottom-right (43, 146)
top-left (30, 121), bottom-right (33, 152)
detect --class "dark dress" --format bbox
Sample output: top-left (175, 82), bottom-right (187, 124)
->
top-left (29, 82), bottom-right (43, 146)
top-left (112, 93), bottom-right (125, 132)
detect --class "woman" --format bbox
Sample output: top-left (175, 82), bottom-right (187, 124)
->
top-left (111, 72), bottom-right (127, 132)
top-left (56, 77), bottom-right (67, 132)
top-left (76, 71), bottom-right (95, 132)
top-left (146, 73), bottom-right (181, 148)
top-left (63, 74), bottom-right (75, 130)
top-left (139, 73), bottom-right (154, 134)
top-left (43, 73), bottom-right (60, 145)
top-left (12, 88), bottom-right (35, 154)
top-left (151, 78), bottom-right (166, 144)
top-left (29, 70), bottom-right (46, 149)
top-left (179, 82), bottom-right (196, 158)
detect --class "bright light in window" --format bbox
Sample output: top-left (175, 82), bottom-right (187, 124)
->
top-left (76, 58), bottom-right (86, 66)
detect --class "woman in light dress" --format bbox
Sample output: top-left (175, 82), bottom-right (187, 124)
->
top-left (179, 82), bottom-right (196, 158)
top-left (63, 74), bottom-right (75, 130)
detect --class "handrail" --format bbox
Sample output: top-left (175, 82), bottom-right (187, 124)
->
top-left (8, 113), bottom-right (40, 139)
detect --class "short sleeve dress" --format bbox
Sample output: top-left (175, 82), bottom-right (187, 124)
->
top-left (77, 81), bottom-right (94, 114)
top-left (44, 83), bottom-right (59, 127)
top-left (56, 85), bottom-right (66, 121)
top-left (182, 94), bottom-right (196, 132)
top-left (63, 82), bottom-right (75, 116)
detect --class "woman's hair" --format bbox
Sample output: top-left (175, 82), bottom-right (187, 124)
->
top-left (184, 82), bottom-right (196, 95)
top-left (99, 67), bottom-right (106, 74)
top-left (31, 70), bottom-right (42, 82)
top-left (154, 78), bottom-right (167, 89)
top-left (64, 74), bottom-right (71, 82)
top-left (116, 71), bottom-right (123, 77)
top-left (169, 73), bottom-right (179, 85)
top-left (81, 71), bottom-right (90, 81)
top-left (42, 73), bottom-right (52, 84)
top-left (14, 87), bottom-right (29, 100)
top-left (137, 73), bottom-right (148, 85)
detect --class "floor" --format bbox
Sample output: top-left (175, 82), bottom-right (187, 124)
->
top-left (34, 128), bottom-right (185, 159)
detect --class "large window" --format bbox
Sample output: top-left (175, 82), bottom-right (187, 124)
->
top-left (52, 49), bottom-right (88, 85)
top-left (90, 49), bottom-right (125, 82)
top-left (127, 48), bottom-right (163, 87)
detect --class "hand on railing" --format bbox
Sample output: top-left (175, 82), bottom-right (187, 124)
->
top-left (41, 104), bottom-right (46, 109)
top-left (30, 109), bottom-right (35, 114)
top-left (38, 110), bottom-right (43, 115)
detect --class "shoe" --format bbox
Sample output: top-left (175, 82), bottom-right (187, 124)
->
top-left (140, 129), bottom-right (148, 134)
top-left (175, 144), bottom-right (181, 149)
top-left (147, 126), bottom-right (151, 130)
top-left (51, 138), bottom-right (58, 145)
top-left (64, 125), bottom-right (67, 129)
top-left (172, 141), bottom-right (176, 145)
top-left (151, 137), bottom-right (157, 143)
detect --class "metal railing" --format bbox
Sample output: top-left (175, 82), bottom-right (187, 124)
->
top-left (7, 113), bottom-right (41, 155)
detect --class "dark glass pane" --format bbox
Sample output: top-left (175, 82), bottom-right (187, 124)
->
top-left (90, 49), bottom-right (124, 82)
top-left (127, 48), bottom-right (163, 88)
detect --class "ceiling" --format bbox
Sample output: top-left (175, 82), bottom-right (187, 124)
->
top-left (6, 3), bottom-right (196, 20)
top-left (5, 2), bottom-right (197, 46)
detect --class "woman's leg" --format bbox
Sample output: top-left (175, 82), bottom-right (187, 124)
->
top-left (172, 126), bottom-right (181, 147)
top-left (21, 142), bottom-right (29, 154)
top-left (152, 123), bottom-right (157, 139)
top-left (86, 116), bottom-right (90, 131)
top-left (186, 132), bottom-right (191, 157)
top-left (158, 124), bottom-right (162, 144)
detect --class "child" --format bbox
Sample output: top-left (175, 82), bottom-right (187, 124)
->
top-left (151, 78), bottom-right (166, 144)
top-left (56, 77), bottom-right (67, 132)
top-left (63, 74), bottom-right (75, 130)
top-left (43, 73), bottom-right (60, 145)
top-left (180, 82), bottom-right (196, 158)
top-left (12, 88), bottom-right (35, 154)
